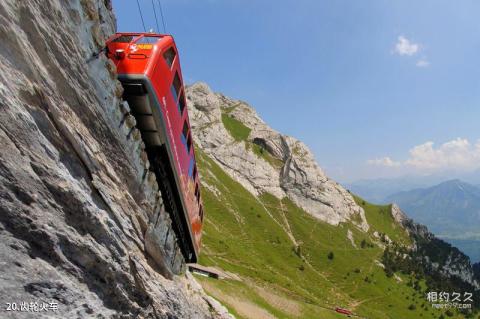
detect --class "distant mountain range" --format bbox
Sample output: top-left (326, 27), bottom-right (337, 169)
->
top-left (346, 176), bottom-right (436, 204)
top-left (345, 171), bottom-right (480, 204)
top-left (386, 180), bottom-right (480, 262)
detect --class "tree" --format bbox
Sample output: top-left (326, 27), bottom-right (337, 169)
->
top-left (361, 239), bottom-right (367, 248)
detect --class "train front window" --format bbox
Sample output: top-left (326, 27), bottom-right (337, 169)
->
top-left (136, 36), bottom-right (161, 44)
top-left (112, 35), bottom-right (134, 43)
top-left (163, 47), bottom-right (176, 68)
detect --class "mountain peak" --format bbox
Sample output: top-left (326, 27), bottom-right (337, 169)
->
top-left (433, 179), bottom-right (480, 194)
top-left (187, 82), bottom-right (369, 231)
top-left (440, 178), bottom-right (466, 186)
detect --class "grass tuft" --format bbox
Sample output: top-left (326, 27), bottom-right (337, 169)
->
top-left (221, 113), bottom-right (251, 142)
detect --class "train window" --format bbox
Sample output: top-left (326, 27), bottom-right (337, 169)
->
top-left (112, 35), bottom-right (134, 43)
top-left (182, 119), bottom-right (192, 153)
top-left (195, 183), bottom-right (199, 199)
top-left (199, 206), bottom-right (204, 222)
top-left (163, 47), bottom-right (176, 68)
top-left (170, 72), bottom-right (181, 103)
top-left (186, 133), bottom-right (192, 153)
top-left (197, 190), bottom-right (201, 204)
top-left (192, 164), bottom-right (197, 181)
top-left (188, 158), bottom-right (195, 178)
top-left (178, 91), bottom-right (186, 114)
top-left (182, 121), bottom-right (189, 140)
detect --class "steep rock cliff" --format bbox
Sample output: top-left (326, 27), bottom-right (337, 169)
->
top-left (0, 1), bottom-right (230, 318)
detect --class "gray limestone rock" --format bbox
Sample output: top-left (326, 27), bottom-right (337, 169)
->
top-left (0, 1), bottom-right (231, 318)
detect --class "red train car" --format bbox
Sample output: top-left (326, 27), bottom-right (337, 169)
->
top-left (335, 307), bottom-right (353, 316)
top-left (105, 32), bottom-right (203, 262)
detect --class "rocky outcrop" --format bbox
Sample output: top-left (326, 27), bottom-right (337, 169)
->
top-left (187, 82), bottom-right (368, 231)
top-left (393, 206), bottom-right (479, 288)
top-left (474, 263), bottom-right (480, 282)
top-left (440, 254), bottom-right (479, 287)
top-left (0, 1), bottom-right (230, 318)
top-left (390, 203), bottom-right (408, 225)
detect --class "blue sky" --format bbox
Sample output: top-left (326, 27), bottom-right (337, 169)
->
top-left (112, 0), bottom-right (480, 182)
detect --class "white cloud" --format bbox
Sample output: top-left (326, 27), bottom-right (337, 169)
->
top-left (393, 36), bottom-right (420, 56)
top-left (369, 138), bottom-right (480, 174)
top-left (416, 59), bottom-right (430, 67)
top-left (405, 138), bottom-right (480, 171)
top-left (367, 157), bottom-right (401, 167)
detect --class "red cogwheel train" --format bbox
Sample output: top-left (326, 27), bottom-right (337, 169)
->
top-left (105, 33), bottom-right (203, 262)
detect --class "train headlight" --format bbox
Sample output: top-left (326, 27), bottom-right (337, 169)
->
top-left (115, 49), bottom-right (125, 60)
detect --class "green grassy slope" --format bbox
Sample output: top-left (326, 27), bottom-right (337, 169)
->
top-left (221, 113), bottom-right (251, 142)
top-left (195, 149), bottom-right (463, 319)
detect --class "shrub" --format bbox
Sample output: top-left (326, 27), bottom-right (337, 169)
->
top-left (327, 252), bottom-right (334, 260)
top-left (385, 267), bottom-right (394, 278)
top-left (361, 239), bottom-right (367, 248)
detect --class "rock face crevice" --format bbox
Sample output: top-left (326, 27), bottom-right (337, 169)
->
top-left (187, 82), bottom-right (369, 231)
top-left (0, 1), bottom-right (231, 318)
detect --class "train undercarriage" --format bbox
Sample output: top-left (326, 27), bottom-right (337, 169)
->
top-left (120, 78), bottom-right (196, 272)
